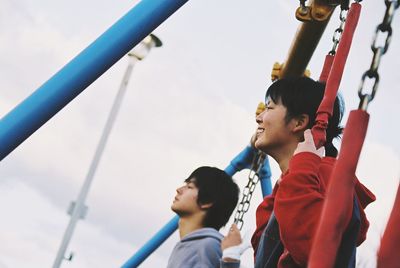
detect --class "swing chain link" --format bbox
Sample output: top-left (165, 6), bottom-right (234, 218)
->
top-left (358, 0), bottom-right (399, 110)
top-left (329, 8), bottom-right (348, 55)
top-left (299, 0), bottom-right (308, 15)
top-left (233, 151), bottom-right (266, 230)
top-left (299, 0), bottom-right (307, 9)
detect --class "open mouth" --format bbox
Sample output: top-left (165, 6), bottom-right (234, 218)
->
top-left (256, 128), bottom-right (265, 134)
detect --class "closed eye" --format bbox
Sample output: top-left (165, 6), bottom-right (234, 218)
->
top-left (186, 182), bottom-right (196, 189)
top-left (265, 105), bottom-right (273, 110)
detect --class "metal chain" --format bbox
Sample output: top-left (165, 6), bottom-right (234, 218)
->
top-left (341, 0), bottom-right (351, 11)
top-left (233, 151), bottom-right (266, 230)
top-left (299, 0), bottom-right (308, 15)
top-left (358, 0), bottom-right (399, 110)
top-left (299, 0), bottom-right (307, 9)
top-left (329, 8), bottom-right (348, 55)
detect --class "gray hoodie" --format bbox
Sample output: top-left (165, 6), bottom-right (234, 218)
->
top-left (166, 228), bottom-right (240, 268)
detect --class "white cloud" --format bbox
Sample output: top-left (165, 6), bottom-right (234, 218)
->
top-left (0, 180), bottom-right (169, 268)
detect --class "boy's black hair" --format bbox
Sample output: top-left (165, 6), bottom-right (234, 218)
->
top-left (266, 77), bottom-right (344, 157)
top-left (185, 166), bottom-right (239, 230)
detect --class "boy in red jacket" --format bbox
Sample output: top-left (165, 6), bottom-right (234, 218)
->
top-left (222, 77), bottom-right (375, 267)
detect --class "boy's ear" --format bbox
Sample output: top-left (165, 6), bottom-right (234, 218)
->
top-left (292, 114), bottom-right (310, 132)
top-left (199, 202), bottom-right (213, 210)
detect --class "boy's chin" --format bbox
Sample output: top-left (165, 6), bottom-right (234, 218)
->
top-left (171, 205), bottom-right (180, 214)
top-left (254, 140), bottom-right (264, 150)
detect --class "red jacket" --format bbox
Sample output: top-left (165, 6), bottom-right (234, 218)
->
top-left (251, 152), bottom-right (376, 267)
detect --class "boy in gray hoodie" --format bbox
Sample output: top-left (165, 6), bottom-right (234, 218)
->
top-left (167, 166), bottom-right (240, 268)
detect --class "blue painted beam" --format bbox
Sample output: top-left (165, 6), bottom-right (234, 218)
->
top-left (0, 0), bottom-right (189, 160)
top-left (121, 216), bottom-right (179, 268)
top-left (259, 156), bottom-right (272, 197)
top-left (226, 145), bottom-right (272, 197)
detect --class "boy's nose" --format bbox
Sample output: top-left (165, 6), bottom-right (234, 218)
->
top-left (176, 186), bottom-right (183, 194)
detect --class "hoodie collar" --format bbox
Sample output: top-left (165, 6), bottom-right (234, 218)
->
top-left (181, 227), bottom-right (223, 242)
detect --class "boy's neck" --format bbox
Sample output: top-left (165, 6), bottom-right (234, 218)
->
top-left (178, 214), bottom-right (205, 239)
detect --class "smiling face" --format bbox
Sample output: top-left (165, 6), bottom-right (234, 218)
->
top-left (255, 97), bottom-right (298, 159)
top-left (171, 179), bottom-right (202, 216)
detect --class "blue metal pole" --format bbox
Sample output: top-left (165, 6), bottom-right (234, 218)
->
top-left (122, 146), bottom-right (272, 267)
top-left (226, 145), bottom-right (272, 196)
top-left (0, 0), bottom-right (189, 161)
top-left (258, 156), bottom-right (272, 197)
top-left (224, 145), bottom-right (257, 176)
top-left (121, 216), bottom-right (179, 268)
top-left (260, 176), bottom-right (272, 197)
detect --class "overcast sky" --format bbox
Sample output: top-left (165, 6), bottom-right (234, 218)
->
top-left (0, 0), bottom-right (399, 267)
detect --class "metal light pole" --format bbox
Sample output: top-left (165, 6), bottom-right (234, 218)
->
top-left (52, 34), bottom-right (162, 268)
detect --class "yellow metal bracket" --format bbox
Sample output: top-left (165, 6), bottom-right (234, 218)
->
top-left (256, 102), bottom-right (266, 116)
top-left (271, 62), bottom-right (311, 81)
top-left (296, 0), bottom-right (341, 22)
top-left (270, 0), bottom-right (346, 79)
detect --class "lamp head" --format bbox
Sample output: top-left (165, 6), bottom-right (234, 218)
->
top-left (128, 34), bottom-right (162, 60)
